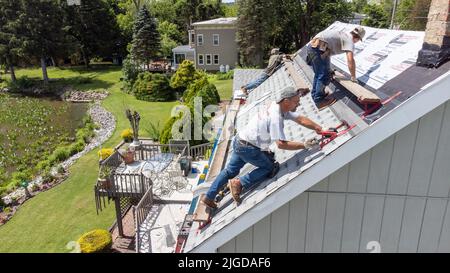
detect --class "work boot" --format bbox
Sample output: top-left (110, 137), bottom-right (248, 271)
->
top-left (316, 97), bottom-right (337, 110)
top-left (240, 86), bottom-right (248, 96)
top-left (228, 178), bottom-right (242, 204)
top-left (201, 196), bottom-right (217, 209)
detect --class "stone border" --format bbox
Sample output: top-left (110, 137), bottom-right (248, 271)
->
top-left (0, 102), bottom-right (116, 225)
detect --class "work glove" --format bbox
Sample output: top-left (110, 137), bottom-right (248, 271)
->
top-left (304, 138), bottom-right (320, 149)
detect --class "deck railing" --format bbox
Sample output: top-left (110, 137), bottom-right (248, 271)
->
top-left (189, 142), bottom-right (214, 161)
top-left (133, 185), bottom-right (154, 253)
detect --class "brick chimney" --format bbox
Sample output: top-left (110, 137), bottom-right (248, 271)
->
top-left (417, 0), bottom-right (450, 67)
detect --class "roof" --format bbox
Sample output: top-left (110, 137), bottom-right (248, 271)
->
top-left (172, 45), bottom-right (195, 53)
top-left (192, 17), bottom-right (237, 26)
top-left (184, 21), bottom-right (450, 252)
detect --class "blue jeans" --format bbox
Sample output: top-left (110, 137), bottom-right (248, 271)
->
top-left (307, 45), bottom-right (331, 103)
top-left (205, 138), bottom-right (274, 200)
top-left (244, 72), bottom-right (269, 92)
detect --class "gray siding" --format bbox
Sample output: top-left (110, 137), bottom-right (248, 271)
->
top-left (218, 100), bottom-right (450, 253)
top-left (193, 28), bottom-right (238, 71)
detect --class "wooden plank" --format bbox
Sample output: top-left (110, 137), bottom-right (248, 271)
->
top-left (284, 61), bottom-right (310, 94)
top-left (193, 99), bottom-right (241, 222)
top-left (334, 71), bottom-right (380, 103)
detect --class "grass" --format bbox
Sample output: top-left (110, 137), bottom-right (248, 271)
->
top-left (0, 66), bottom-right (177, 252)
top-left (0, 66), bottom-right (231, 253)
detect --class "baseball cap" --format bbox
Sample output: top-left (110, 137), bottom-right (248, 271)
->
top-left (275, 86), bottom-right (300, 103)
top-left (351, 26), bottom-right (366, 41)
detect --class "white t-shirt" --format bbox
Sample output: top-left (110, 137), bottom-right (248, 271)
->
top-left (238, 101), bottom-right (300, 151)
top-left (314, 30), bottom-right (354, 55)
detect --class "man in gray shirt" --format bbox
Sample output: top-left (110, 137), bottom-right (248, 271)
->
top-left (307, 26), bottom-right (365, 109)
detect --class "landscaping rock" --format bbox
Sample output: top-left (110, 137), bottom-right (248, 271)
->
top-left (65, 89), bottom-right (110, 102)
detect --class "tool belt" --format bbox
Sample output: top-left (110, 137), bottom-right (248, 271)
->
top-left (310, 38), bottom-right (331, 59)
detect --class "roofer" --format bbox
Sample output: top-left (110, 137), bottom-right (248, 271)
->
top-left (307, 26), bottom-right (366, 109)
top-left (240, 48), bottom-right (294, 96)
top-left (202, 86), bottom-right (323, 208)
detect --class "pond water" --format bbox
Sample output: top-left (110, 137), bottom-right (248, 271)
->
top-left (0, 93), bottom-right (88, 186)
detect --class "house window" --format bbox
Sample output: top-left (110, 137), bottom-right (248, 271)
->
top-left (213, 54), bottom-right (219, 65)
top-left (197, 34), bottom-right (204, 46)
top-left (190, 31), bottom-right (195, 45)
top-left (213, 34), bottom-right (220, 46)
top-left (174, 53), bottom-right (186, 65)
top-left (206, 54), bottom-right (212, 65)
top-left (198, 54), bottom-right (204, 65)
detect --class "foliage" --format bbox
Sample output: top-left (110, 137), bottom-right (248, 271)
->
top-left (133, 72), bottom-right (174, 102)
top-left (159, 116), bottom-right (178, 145)
top-left (99, 166), bottom-right (113, 180)
top-left (130, 6), bottom-right (161, 69)
top-left (98, 148), bottom-right (114, 161)
top-left (351, 0), bottom-right (368, 13)
top-left (396, 0), bottom-right (431, 31)
top-left (0, 0), bottom-right (21, 83)
top-left (216, 70), bottom-right (234, 81)
top-left (120, 129), bottom-right (133, 142)
top-left (183, 71), bottom-right (209, 103)
top-left (63, 0), bottom-right (124, 68)
top-left (143, 120), bottom-right (161, 141)
top-left (362, 4), bottom-right (390, 28)
top-left (77, 229), bottom-right (112, 253)
top-left (121, 56), bottom-right (143, 92)
top-left (170, 60), bottom-right (197, 90)
top-left (222, 3), bottom-right (238, 17)
top-left (158, 21), bottom-right (183, 58)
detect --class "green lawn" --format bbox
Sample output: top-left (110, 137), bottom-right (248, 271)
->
top-left (0, 66), bottom-right (233, 253)
top-left (0, 66), bottom-right (178, 252)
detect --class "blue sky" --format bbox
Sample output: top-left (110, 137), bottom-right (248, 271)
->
top-left (222, 0), bottom-right (235, 3)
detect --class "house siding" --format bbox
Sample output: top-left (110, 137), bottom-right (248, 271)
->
top-left (193, 27), bottom-right (238, 71)
top-left (218, 100), bottom-right (450, 253)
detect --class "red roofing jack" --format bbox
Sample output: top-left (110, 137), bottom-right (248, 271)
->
top-left (317, 120), bottom-right (356, 149)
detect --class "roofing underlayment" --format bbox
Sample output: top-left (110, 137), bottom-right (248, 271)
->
top-left (183, 21), bottom-right (450, 252)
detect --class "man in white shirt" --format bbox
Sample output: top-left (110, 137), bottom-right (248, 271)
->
top-left (306, 26), bottom-right (365, 109)
top-left (202, 86), bottom-right (323, 208)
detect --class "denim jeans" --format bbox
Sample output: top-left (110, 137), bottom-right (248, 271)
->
top-left (307, 45), bottom-right (331, 103)
top-left (205, 138), bottom-right (274, 200)
top-left (244, 72), bottom-right (269, 91)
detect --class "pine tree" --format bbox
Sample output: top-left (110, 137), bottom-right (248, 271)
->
top-left (131, 6), bottom-right (161, 71)
top-left (63, 0), bottom-right (122, 68)
top-left (236, 0), bottom-right (268, 67)
top-left (0, 0), bottom-right (21, 83)
top-left (19, 0), bottom-right (65, 84)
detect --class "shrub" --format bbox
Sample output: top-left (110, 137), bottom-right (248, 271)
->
top-left (36, 160), bottom-right (51, 172)
top-left (133, 72), bottom-right (174, 102)
top-left (68, 140), bottom-right (85, 156)
top-left (120, 129), bottom-right (133, 142)
top-left (76, 128), bottom-right (94, 143)
top-left (98, 148), bottom-right (113, 160)
top-left (196, 83), bottom-right (220, 107)
top-left (143, 121), bottom-right (160, 141)
top-left (121, 57), bottom-right (143, 92)
top-left (216, 70), bottom-right (234, 80)
top-left (183, 72), bottom-right (209, 103)
top-left (77, 229), bottom-right (112, 253)
top-left (41, 171), bottom-right (54, 184)
top-left (159, 116), bottom-right (178, 145)
top-left (57, 165), bottom-right (65, 174)
top-left (170, 60), bottom-right (197, 90)
top-left (10, 76), bottom-right (36, 90)
top-left (52, 147), bottom-right (70, 163)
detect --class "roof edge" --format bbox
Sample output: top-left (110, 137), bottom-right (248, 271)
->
top-left (188, 70), bottom-right (450, 253)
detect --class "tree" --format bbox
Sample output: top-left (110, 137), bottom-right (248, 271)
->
top-left (396, 0), bottom-right (431, 30)
top-left (237, 0), bottom-right (269, 67)
top-left (351, 0), bottom-right (368, 13)
top-left (63, 0), bottom-right (123, 68)
top-left (170, 60), bottom-right (198, 91)
top-left (133, 72), bottom-right (174, 102)
top-left (130, 6), bottom-right (161, 70)
top-left (18, 0), bottom-right (66, 84)
top-left (362, 4), bottom-right (390, 28)
top-left (158, 21), bottom-right (183, 58)
top-left (0, 0), bottom-right (21, 83)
